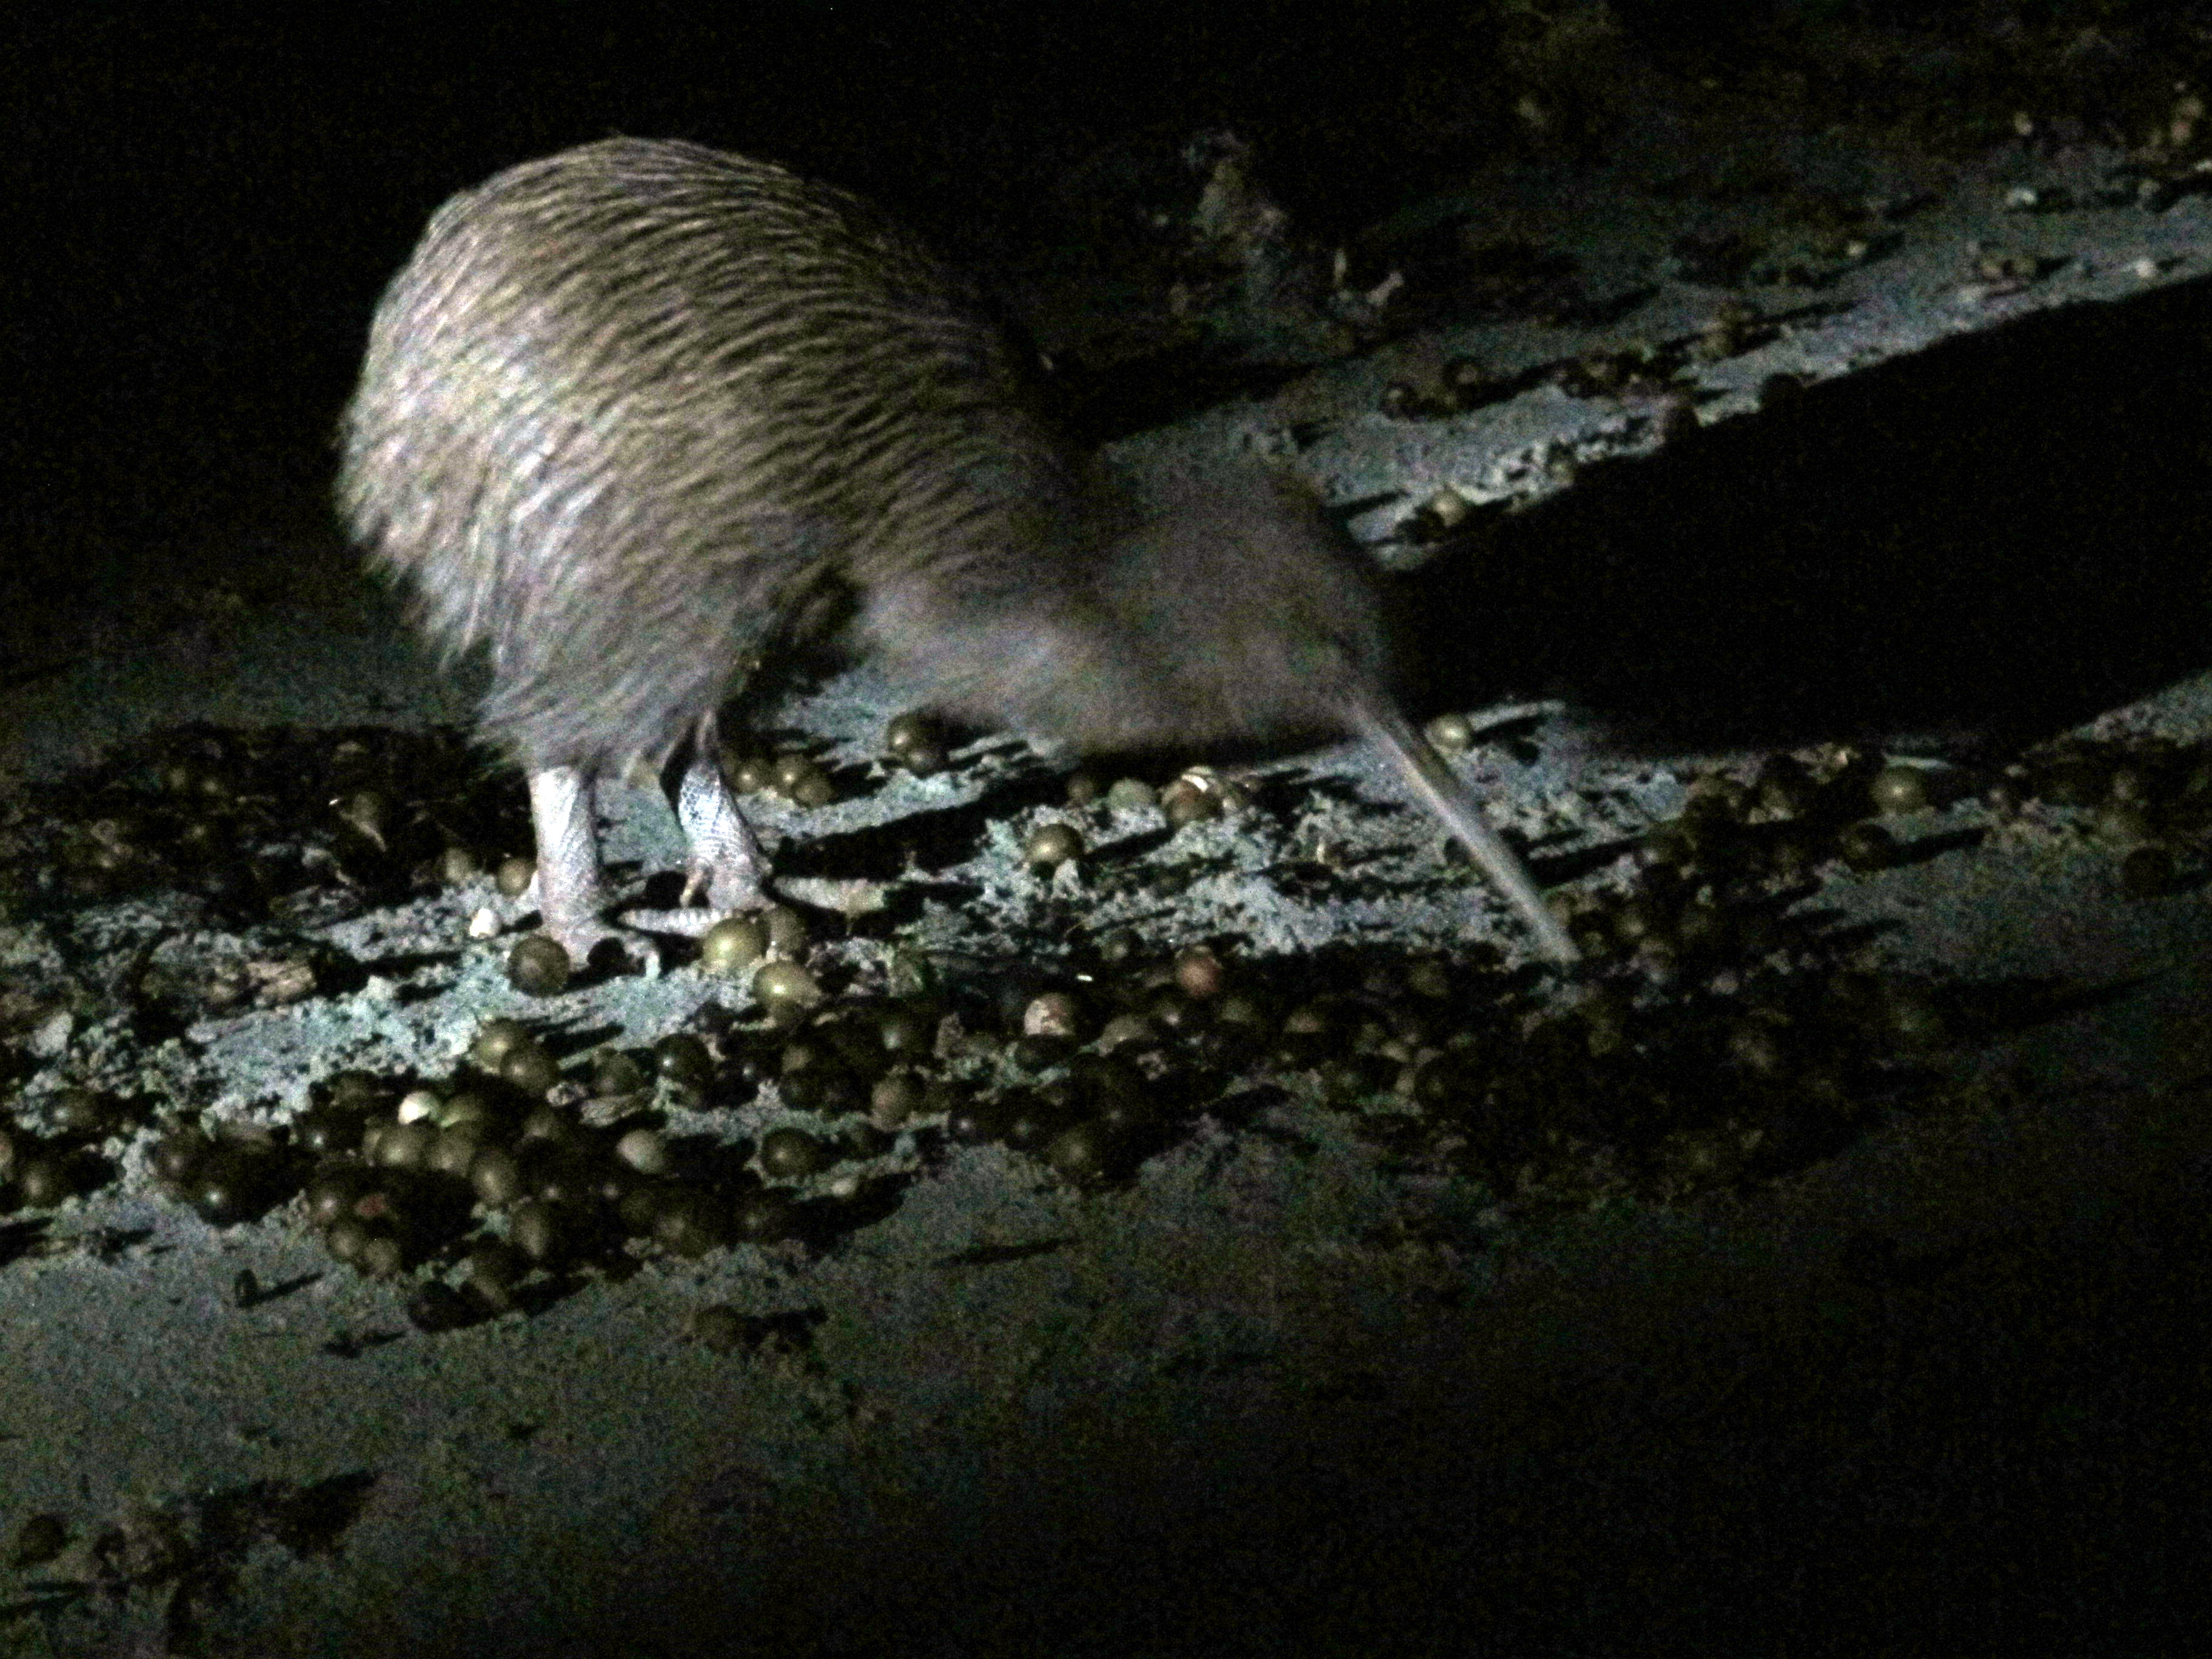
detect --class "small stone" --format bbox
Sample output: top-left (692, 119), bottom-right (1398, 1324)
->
top-left (437, 1091), bottom-right (495, 1133)
top-left (14, 1155), bottom-right (72, 1210)
top-left (466, 1241), bottom-right (526, 1312)
top-left (1022, 992), bottom-right (1081, 1039)
top-left (508, 1200), bottom-right (560, 1263)
top-left (356, 1232), bottom-right (405, 1279)
top-left (1173, 946), bottom-right (1224, 1000)
top-left (787, 765), bottom-right (836, 808)
top-left (49, 1088), bottom-right (114, 1136)
top-left (427, 1128), bottom-right (481, 1179)
top-left (649, 1187), bottom-right (724, 1256)
top-left (729, 1185), bottom-right (795, 1244)
top-left (469, 1147), bottom-right (525, 1207)
top-left (589, 1049), bottom-right (649, 1097)
top-left (374, 1119), bottom-right (435, 1170)
top-left (885, 712), bottom-right (945, 759)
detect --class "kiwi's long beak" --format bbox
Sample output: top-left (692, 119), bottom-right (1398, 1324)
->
top-left (1347, 686), bottom-right (1580, 965)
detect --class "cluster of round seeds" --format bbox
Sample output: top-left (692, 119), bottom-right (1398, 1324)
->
top-left (1, 1122), bottom-right (78, 1212)
top-left (0, 1087), bottom-right (130, 1215)
top-left (1159, 770), bottom-right (1242, 826)
top-left (1382, 333), bottom-right (1692, 445)
top-left (719, 746), bottom-right (836, 808)
top-left (150, 1117), bottom-right (298, 1228)
top-left (1047, 766), bottom-right (1253, 845)
top-left (699, 916), bottom-right (767, 976)
top-left (17, 724), bottom-right (527, 919)
top-left (1998, 733), bottom-right (2212, 896)
top-left (1379, 354), bottom-right (1522, 422)
top-left (1552, 343), bottom-right (1674, 400)
top-left (283, 1037), bottom-right (817, 1320)
top-left (691, 908), bottom-right (825, 1017)
top-left (8, 723), bottom-right (2212, 1322)
top-left (883, 712), bottom-right (951, 777)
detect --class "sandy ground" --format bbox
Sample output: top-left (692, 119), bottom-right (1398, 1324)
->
top-left (7, 78), bottom-right (2212, 1659)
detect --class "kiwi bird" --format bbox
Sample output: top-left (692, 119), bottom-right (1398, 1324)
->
top-left (338, 138), bottom-right (1577, 969)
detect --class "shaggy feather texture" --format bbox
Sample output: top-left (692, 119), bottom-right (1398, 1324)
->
top-left (338, 137), bottom-right (1572, 962)
top-left (340, 139), bottom-right (1391, 772)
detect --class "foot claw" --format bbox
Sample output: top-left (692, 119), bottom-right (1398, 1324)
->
top-left (545, 920), bottom-right (663, 980)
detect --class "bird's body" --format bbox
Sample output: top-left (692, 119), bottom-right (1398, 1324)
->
top-left (339, 138), bottom-right (1574, 967)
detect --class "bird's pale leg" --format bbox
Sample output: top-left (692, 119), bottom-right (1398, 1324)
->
top-left (524, 765), bottom-right (661, 975)
top-left (625, 712), bottom-right (773, 936)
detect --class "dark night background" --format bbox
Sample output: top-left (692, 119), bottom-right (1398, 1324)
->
top-left (8, 2), bottom-right (1534, 534)
top-left (1, 2), bottom-right (1900, 598)
top-left (13, 0), bottom-right (2212, 742)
